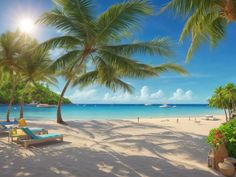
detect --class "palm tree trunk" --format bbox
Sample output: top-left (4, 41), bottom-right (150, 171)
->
top-left (228, 109), bottom-right (232, 120)
top-left (224, 108), bottom-right (228, 122)
top-left (230, 109), bottom-right (234, 120)
top-left (19, 83), bottom-right (29, 118)
top-left (56, 49), bottom-right (90, 124)
top-left (6, 96), bottom-right (14, 122)
top-left (6, 78), bottom-right (16, 122)
top-left (57, 79), bottom-right (71, 124)
top-left (20, 93), bottom-right (25, 118)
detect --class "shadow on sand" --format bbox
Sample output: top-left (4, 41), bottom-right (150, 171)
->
top-left (0, 120), bottom-right (223, 177)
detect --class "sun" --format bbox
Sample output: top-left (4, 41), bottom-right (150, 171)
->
top-left (18, 17), bottom-right (35, 34)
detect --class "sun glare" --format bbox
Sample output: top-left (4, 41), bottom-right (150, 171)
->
top-left (18, 17), bottom-right (35, 34)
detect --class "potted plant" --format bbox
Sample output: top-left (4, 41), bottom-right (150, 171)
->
top-left (207, 129), bottom-right (228, 170)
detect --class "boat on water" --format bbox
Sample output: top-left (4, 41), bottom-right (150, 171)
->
top-left (36, 104), bottom-right (56, 108)
top-left (159, 104), bottom-right (172, 108)
top-left (27, 103), bottom-right (38, 106)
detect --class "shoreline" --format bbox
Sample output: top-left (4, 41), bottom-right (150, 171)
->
top-left (18, 114), bottom-right (225, 121)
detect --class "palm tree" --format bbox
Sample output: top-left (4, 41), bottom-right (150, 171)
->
top-left (209, 86), bottom-right (229, 121)
top-left (37, 0), bottom-right (187, 124)
top-left (0, 30), bottom-right (28, 121)
top-left (209, 83), bottom-right (236, 121)
top-left (161, 0), bottom-right (236, 62)
top-left (224, 83), bottom-right (236, 119)
top-left (18, 43), bottom-right (57, 118)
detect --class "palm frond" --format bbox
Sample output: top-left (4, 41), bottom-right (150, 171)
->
top-left (154, 63), bottom-right (188, 75)
top-left (38, 0), bottom-right (96, 39)
top-left (160, 0), bottom-right (214, 16)
top-left (100, 37), bottom-right (174, 57)
top-left (37, 9), bottom-right (80, 34)
top-left (53, 0), bottom-right (94, 21)
top-left (72, 70), bottom-right (98, 87)
top-left (38, 36), bottom-right (81, 50)
top-left (184, 13), bottom-right (227, 62)
top-left (51, 50), bottom-right (82, 70)
top-left (207, 17), bottom-right (227, 48)
top-left (96, 0), bottom-right (153, 41)
top-left (162, 0), bottom-right (228, 62)
top-left (98, 51), bottom-right (157, 78)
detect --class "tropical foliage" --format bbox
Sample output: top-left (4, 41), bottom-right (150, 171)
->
top-left (18, 40), bottom-right (57, 118)
top-left (209, 83), bottom-right (236, 121)
top-left (207, 118), bottom-right (236, 158)
top-left (37, 0), bottom-right (187, 124)
top-left (0, 30), bottom-right (71, 121)
top-left (0, 80), bottom-right (71, 105)
top-left (0, 30), bottom-right (31, 121)
top-left (161, 0), bottom-right (236, 62)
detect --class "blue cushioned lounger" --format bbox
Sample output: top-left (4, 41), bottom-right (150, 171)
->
top-left (20, 127), bottom-right (63, 148)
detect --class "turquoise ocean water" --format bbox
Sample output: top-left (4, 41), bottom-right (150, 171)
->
top-left (0, 104), bottom-right (223, 121)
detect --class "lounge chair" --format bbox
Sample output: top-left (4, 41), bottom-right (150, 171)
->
top-left (20, 127), bottom-right (63, 148)
top-left (202, 115), bottom-right (218, 121)
top-left (0, 122), bottom-right (9, 133)
top-left (1, 122), bottom-right (46, 132)
top-left (0, 120), bottom-right (18, 126)
top-left (0, 122), bottom-right (48, 142)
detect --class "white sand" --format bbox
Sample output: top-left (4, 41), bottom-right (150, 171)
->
top-left (0, 115), bottom-right (234, 177)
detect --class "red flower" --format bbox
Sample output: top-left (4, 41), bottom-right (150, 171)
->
top-left (214, 134), bottom-right (222, 139)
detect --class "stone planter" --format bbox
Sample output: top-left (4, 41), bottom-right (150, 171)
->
top-left (218, 161), bottom-right (235, 177)
top-left (213, 143), bottom-right (229, 170)
top-left (224, 157), bottom-right (236, 166)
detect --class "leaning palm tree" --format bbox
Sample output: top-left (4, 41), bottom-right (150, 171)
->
top-left (38, 0), bottom-right (187, 124)
top-left (0, 30), bottom-right (28, 121)
top-left (18, 43), bottom-right (57, 118)
top-left (161, 0), bottom-right (236, 62)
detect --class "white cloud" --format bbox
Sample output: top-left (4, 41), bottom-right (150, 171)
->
top-left (68, 89), bottom-right (97, 103)
top-left (67, 86), bottom-right (194, 104)
top-left (150, 90), bottom-right (164, 99)
top-left (140, 86), bottom-right (149, 100)
top-left (169, 88), bottom-right (193, 101)
top-left (103, 86), bottom-right (164, 103)
top-left (104, 92), bottom-right (131, 102)
top-left (139, 86), bottom-right (164, 100)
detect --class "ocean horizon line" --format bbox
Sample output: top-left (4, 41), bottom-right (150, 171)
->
top-left (0, 103), bottom-right (209, 106)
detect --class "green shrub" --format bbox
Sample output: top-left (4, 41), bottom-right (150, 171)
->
top-left (207, 118), bottom-right (236, 158)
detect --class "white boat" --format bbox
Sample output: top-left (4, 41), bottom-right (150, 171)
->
top-left (27, 101), bottom-right (38, 106)
top-left (36, 104), bottom-right (56, 108)
top-left (160, 104), bottom-right (172, 108)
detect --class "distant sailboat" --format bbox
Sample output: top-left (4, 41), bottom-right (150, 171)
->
top-left (36, 104), bottom-right (56, 108)
top-left (160, 104), bottom-right (171, 108)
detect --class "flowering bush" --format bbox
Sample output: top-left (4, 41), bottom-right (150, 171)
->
top-left (207, 118), bottom-right (236, 158)
top-left (207, 129), bottom-right (225, 148)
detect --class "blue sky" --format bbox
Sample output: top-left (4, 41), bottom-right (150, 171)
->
top-left (0, 0), bottom-right (235, 104)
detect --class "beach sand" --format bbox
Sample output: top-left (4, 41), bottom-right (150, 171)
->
top-left (0, 115), bottom-right (234, 177)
